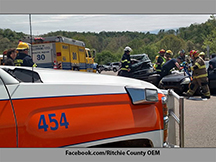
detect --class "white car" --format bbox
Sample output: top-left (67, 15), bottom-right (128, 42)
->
top-left (0, 66), bottom-right (169, 147)
top-left (110, 62), bottom-right (121, 72)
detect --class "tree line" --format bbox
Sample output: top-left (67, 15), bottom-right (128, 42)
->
top-left (0, 15), bottom-right (216, 65)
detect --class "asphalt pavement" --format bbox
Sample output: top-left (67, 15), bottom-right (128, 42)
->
top-left (101, 70), bottom-right (216, 148)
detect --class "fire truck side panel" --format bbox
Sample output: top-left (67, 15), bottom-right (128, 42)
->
top-left (0, 80), bottom-right (17, 147)
top-left (59, 43), bottom-right (71, 70)
top-left (70, 45), bottom-right (79, 70)
top-left (8, 83), bottom-right (163, 147)
top-left (78, 47), bottom-right (87, 72)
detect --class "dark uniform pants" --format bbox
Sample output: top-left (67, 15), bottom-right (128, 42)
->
top-left (118, 70), bottom-right (130, 77)
top-left (186, 77), bottom-right (210, 97)
top-left (159, 68), bottom-right (170, 80)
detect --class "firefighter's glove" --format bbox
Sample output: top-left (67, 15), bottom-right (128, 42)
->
top-left (33, 63), bottom-right (37, 67)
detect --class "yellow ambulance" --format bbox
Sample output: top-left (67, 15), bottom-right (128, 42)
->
top-left (24, 36), bottom-right (94, 72)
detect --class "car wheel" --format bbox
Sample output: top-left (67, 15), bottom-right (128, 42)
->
top-left (97, 69), bottom-right (101, 73)
top-left (113, 68), bottom-right (117, 72)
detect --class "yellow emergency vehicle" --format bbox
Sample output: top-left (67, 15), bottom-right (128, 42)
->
top-left (23, 36), bottom-right (94, 72)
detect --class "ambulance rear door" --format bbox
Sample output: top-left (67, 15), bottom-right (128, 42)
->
top-left (32, 43), bottom-right (56, 68)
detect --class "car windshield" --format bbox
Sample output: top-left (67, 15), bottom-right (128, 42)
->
top-left (3, 67), bottom-right (42, 83)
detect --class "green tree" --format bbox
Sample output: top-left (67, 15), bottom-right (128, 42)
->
top-left (141, 44), bottom-right (158, 61)
top-left (203, 27), bottom-right (216, 54)
top-left (158, 34), bottom-right (186, 57)
top-left (0, 37), bottom-right (11, 51)
top-left (185, 40), bottom-right (196, 53)
top-left (94, 50), bottom-right (115, 65)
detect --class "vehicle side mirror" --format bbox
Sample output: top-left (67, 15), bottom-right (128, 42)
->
top-left (92, 50), bottom-right (96, 58)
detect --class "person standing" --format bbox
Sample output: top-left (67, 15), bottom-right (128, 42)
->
top-left (4, 48), bottom-right (17, 66)
top-left (118, 46), bottom-right (132, 77)
top-left (155, 49), bottom-right (166, 73)
top-left (14, 42), bottom-right (36, 67)
top-left (185, 50), bottom-right (210, 99)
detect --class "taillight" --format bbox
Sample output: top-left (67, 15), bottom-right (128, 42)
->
top-left (162, 95), bottom-right (169, 143)
top-left (57, 52), bottom-right (61, 56)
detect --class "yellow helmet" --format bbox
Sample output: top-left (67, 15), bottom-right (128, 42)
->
top-left (155, 55), bottom-right (159, 60)
top-left (17, 42), bottom-right (29, 50)
top-left (199, 52), bottom-right (205, 56)
top-left (166, 50), bottom-right (173, 56)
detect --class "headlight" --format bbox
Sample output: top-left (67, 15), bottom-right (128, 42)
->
top-left (125, 87), bottom-right (158, 104)
top-left (148, 68), bottom-right (154, 73)
top-left (180, 77), bottom-right (190, 85)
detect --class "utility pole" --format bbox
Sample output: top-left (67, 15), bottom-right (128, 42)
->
top-left (207, 45), bottom-right (210, 58)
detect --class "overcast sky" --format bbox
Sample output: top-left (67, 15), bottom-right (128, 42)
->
top-left (0, 14), bottom-right (212, 35)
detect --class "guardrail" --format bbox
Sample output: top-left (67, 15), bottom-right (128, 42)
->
top-left (162, 89), bottom-right (184, 148)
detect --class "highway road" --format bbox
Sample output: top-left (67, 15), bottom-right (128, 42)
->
top-left (100, 70), bottom-right (216, 148)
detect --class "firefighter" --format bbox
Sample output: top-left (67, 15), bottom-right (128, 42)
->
top-left (178, 49), bottom-right (186, 63)
top-left (153, 55), bottom-right (159, 70)
top-left (199, 52), bottom-right (205, 60)
top-left (4, 48), bottom-right (17, 66)
top-left (14, 42), bottom-right (36, 67)
top-left (185, 50), bottom-right (210, 99)
top-left (155, 49), bottom-right (166, 73)
top-left (159, 58), bottom-right (181, 80)
top-left (118, 46), bottom-right (132, 77)
top-left (165, 50), bottom-right (173, 62)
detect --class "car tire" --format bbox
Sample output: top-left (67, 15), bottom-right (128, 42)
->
top-left (113, 68), bottom-right (117, 72)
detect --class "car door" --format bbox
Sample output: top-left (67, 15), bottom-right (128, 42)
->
top-left (0, 77), bottom-right (17, 147)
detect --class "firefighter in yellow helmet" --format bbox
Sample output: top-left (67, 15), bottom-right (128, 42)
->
top-left (199, 52), bottom-right (205, 60)
top-left (155, 49), bottom-right (166, 73)
top-left (14, 42), bottom-right (36, 67)
top-left (165, 50), bottom-right (173, 62)
top-left (185, 50), bottom-right (210, 99)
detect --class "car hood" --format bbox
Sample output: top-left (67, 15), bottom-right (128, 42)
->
top-left (162, 71), bottom-right (189, 83)
top-left (0, 66), bottom-right (159, 91)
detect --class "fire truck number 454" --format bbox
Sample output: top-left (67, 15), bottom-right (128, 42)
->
top-left (38, 113), bottom-right (69, 131)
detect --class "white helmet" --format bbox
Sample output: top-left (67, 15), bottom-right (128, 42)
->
top-left (124, 46), bottom-right (132, 52)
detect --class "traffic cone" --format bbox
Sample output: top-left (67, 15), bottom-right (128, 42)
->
top-left (53, 61), bottom-right (58, 69)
